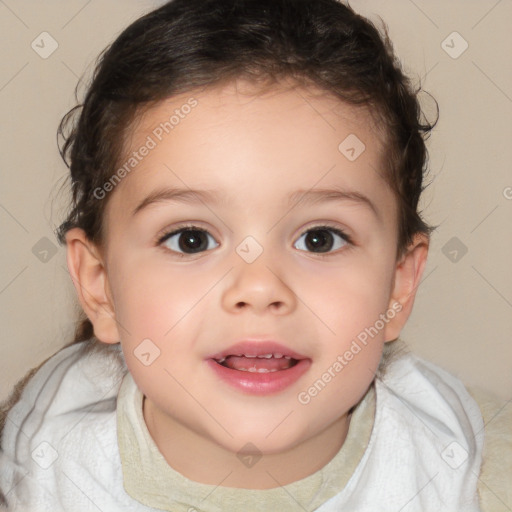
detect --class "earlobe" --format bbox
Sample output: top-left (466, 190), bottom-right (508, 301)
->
top-left (383, 233), bottom-right (429, 342)
top-left (65, 227), bottom-right (120, 344)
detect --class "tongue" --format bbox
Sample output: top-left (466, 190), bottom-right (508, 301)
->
top-left (223, 356), bottom-right (294, 372)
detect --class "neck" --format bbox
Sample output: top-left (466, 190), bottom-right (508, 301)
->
top-left (143, 398), bottom-right (352, 489)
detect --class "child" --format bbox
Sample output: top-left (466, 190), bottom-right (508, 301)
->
top-left (1, 0), bottom-right (510, 510)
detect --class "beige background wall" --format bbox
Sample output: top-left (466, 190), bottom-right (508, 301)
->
top-left (1, 0), bottom-right (511, 403)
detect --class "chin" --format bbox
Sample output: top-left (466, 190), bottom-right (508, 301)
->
top-left (214, 423), bottom-right (309, 456)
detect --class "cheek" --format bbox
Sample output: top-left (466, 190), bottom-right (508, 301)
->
top-left (110, 260), bottom-right (208, 403)
top-left (109, 258), bottom-right (212, 342)
top-left (299, 257), bottom-right (394, 341)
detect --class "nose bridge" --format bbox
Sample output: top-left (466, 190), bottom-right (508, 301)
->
top-left (221, 244), bottom-right (296, 314)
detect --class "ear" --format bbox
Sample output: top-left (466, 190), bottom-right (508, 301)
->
top-left (65, 227), bottom-right (120, 344)
top-left (383, 233), bottom-right (429, 342)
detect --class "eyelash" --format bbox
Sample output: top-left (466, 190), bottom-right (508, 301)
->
top-left (299, 224), bottom-right (354, 258)
top-left (156, 224), bottom-right (214, 258)
top-left (156, 224), bottom-right (353, 257)
top-left (298, 225), bottom-right (353, 257)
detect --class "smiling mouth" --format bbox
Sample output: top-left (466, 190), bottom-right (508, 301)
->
top-left (213, 354), bottom-right (299, 373)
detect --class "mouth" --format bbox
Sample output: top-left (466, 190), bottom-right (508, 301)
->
top-left (209, 340), bottom-right (306, 372)
top-left (207, 340), bottom-right (310, 395)
top-left (213, 353), bottom-right (299, 373)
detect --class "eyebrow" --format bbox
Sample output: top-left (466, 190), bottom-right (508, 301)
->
top-left (131, 185), bottom-right (379, 219)
top-left (132, 187), bottom-right (224, 216)
top-left (288, 187), bottom-right (380, 220)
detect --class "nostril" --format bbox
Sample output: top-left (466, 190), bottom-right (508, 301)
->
top-left (270, 301), bottom-right (285, 309)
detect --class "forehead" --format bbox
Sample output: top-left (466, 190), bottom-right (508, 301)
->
top-left (127, 79), bottom-right (387, 157)
top-left (105, 80), bottom-right (395, 229)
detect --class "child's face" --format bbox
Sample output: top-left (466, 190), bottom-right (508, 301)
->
top-left (71, 80), bottom-right (426, 468)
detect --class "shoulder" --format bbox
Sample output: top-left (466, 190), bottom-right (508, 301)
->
top-left (324, 342), bottom-right (485, 510)
top-left (379, 342), bottom-right (484, 505)
top-left (379, 341), bottom-right (484, 437)
top-left (1, 341), bottom-right (126, 437)
top-left (467, 386), bottom-right (512, 512)
top-left (379, 340), bottom-right (511, 511)
top-left (0, 341), bottom-right (128, 509)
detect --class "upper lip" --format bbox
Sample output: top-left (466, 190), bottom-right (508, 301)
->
top-left (209, 340), bottom-right (307, 362)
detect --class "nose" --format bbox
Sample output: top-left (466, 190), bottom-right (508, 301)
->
top-left (221, 257), bottom-right (297, 316)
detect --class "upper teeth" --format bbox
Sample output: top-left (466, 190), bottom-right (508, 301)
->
top-left (216, 353), bottom-right (292, 362)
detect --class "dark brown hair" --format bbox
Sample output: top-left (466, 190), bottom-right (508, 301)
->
top-left (55, 0), bottom-right (438, 345)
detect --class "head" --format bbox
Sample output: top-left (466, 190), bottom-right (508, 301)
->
top-left (57, 0), bottom-right (436, 477)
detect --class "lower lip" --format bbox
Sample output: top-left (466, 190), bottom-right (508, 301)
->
top-left (206, 358), bottom-right (311, 395)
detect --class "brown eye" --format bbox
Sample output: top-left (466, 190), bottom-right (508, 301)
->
top-left (294, 227), bottom-right (348, 253)
top-left (162, 228), bottom-right (218, 254)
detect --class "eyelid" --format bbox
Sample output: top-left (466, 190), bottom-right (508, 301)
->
top-left (297, 224), bottom-right (353, 244)
top-left (155, 223), bottom-right (217, 245)
top-left (157, 225), bottom-right (219, 256)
